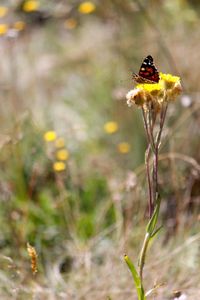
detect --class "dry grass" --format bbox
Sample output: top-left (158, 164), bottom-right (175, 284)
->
top-left (0, 230), bottom-right (199, 299)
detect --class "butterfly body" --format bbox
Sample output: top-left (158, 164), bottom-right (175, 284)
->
top-left (132, 55), bottom-right (160, 84)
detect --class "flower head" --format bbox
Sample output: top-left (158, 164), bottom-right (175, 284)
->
top-left (104, 121), bottom-right (118, 134)
top-left (160, 72), bottom-right (180, 84)
top-left (160, 72), bottom-right (182, 101)
top-left (136, 83), bottom-right (162, 93)
top-left (0, 24), bottom-right (8, 36)
top-left (117, 142), bottom-right (130, 154)
top-left (43, 131), bottom-right (57, 142)
top-left (56, 149), bottom-right (69, 161)
top-left (78, 2), bottom-right (96, 14)
top-left (53, 161), bottom-right (66, 172)
top-left (22, 1), bottom-right (40, 12)
top-left (0, 6), bottom-right (8, 18)
top-left (126, 88), bottom-right (146, 107)
top-left (126, 70), bottom-right (182, 110)
top-left (14, 21), bottom-right (26, 31)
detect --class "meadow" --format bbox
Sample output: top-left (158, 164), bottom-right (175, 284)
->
top-left (0, 1), bottom-right (199, 299)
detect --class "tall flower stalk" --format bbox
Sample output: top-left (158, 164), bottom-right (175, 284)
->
top-left (124, 72), bottom-right (182, 298)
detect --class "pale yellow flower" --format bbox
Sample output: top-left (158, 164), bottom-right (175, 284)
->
top-left (14, 21), bottom-right (26, 31)
top-left (55, 137), bottom-right (65, 148)
top-left (43, 131), bottom-right (57, 142)
top-left (0, 24), bottom-right (8, 35)
top-left (53, 161), bottom-right (66, 172)
top-left (0, 6), bottom-right (8, 18)
top-left (104, 121), bottom-right (118, 134)
top-left (56, 149), bottom-right (69, 161)
top-left (117, 142), bottom-right (130, 154)
top-left (78, 1), bottom-right (96, 14)
top-left (64, 18), bottom-right (77, 29)
top-left (22, 1), bottom-right (40, 12)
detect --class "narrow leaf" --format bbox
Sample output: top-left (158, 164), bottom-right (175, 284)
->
top-left (124, 255), bottom-right (146, 300)
top-left (151, 225), bottom-right (163, 239)
top-left (146, 194), bottom-right (161, 236)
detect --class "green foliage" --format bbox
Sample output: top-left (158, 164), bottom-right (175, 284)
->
top-left (80, 175), bottom-right (108, 212)
top-left (0, 118), bottom-right (116, 251)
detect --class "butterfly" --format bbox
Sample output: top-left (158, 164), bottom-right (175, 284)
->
top-left (132, 55), bottom-right (160, 84)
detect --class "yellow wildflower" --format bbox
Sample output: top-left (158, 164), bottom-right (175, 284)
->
top-left (160, 72), bottom-right (180, 84)
top-left (64, 18), bottom-right (77, 29)
top-left (56, 149), bottom-right (69, 161)
top-left (136, 83), bottom-right (162, 93)
top-left (78, 1), bottom-right (96, 14)
top-left (104, 121), bottom-right (118, 134)
top-left (53, 161), bottom-right (66, 172)
top-left (160, 72), bottom-right (181, 90)
top-left (0, 23), bottom-right (8, 35)
top-left (43, 131), bottom-right (57, 142)
top-left (127, 71), bottom-right (182, 109)
top-left (117, 142), bottom-right (130, 154)
top-left (0, 6), bottom-right (8, 18)
top-left (55, 137), bottom-right (65, 148)
top-left (159, 72), bottom-right (182, 100)
top-left (27, 243), bottom-right (38, 275)
top-left (22, 0), bottom-right (40, 12)
top-left (14, 21), bottom-right (26, 31)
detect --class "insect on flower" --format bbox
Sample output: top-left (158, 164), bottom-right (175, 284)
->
top-left (132, 55), bottom-right (160, 84)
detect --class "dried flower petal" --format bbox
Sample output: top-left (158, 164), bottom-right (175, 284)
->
top-left (126, 88), bottom-right (146, 107)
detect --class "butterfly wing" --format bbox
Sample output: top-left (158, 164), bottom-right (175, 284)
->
top-left (133, 55), bottom-right (160, 84)
top-left (132, 73), bottom-right (156, 84)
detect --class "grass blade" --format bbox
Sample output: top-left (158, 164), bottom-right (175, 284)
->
top-left (124, 255), bottom-right (146, 300)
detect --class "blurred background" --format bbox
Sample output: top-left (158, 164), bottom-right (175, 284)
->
top-left (0, 0), bottom-right (199, 299)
